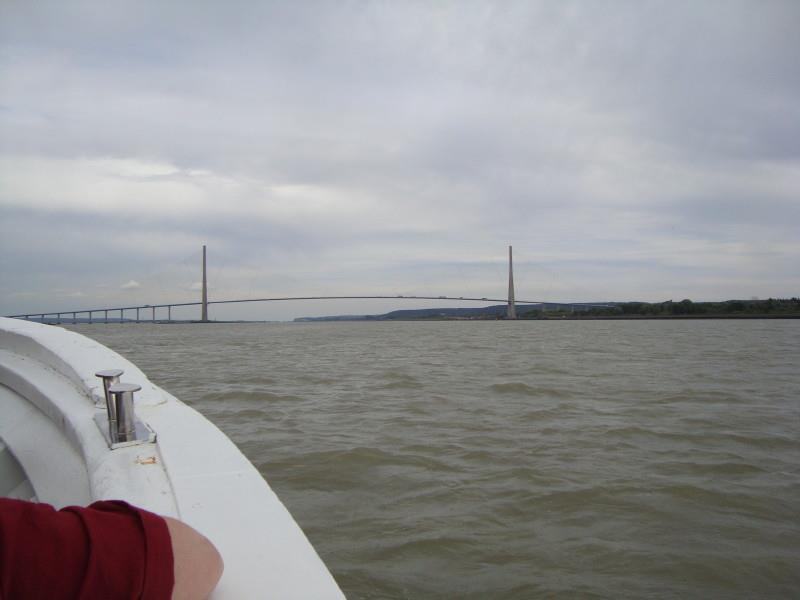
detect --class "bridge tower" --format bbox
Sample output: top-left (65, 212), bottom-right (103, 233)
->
top-left (507, 245), bottom-right (517, 319)
top-left (201, 245), bottom-right (209, 322)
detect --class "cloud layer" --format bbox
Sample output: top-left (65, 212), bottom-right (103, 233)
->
top-left (1, 0), bottom-right (798, 320)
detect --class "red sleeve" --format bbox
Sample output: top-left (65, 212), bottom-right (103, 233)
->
top-left (0, 498), bottom-right (174, 600)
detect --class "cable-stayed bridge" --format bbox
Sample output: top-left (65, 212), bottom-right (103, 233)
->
top-left (5, 246), bottom-right (613, 323)
top-left (5, 295), bottom-right (539, 324)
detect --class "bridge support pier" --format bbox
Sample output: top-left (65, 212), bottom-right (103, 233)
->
top-left (201, 245), bottom-right (209, 322)
top-left (507, 245), bottom-right (517, 320)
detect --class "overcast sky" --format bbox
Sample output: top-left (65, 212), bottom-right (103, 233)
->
top-left (1, 0), bottom-right (798, 321)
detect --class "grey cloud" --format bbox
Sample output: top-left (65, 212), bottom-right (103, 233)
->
top-left (2, 0), bottom-right (798, 318)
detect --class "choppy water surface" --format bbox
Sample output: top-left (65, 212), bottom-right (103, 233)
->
top-left (73, 320), bottom-right (800, 599)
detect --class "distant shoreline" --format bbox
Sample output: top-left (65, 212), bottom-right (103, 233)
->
top-left (297, 314), bottom-right (800, 322)
top-left (23, 314), bottom-right (800, 325)
top-left (15, 297), bottom-right (800, 324)
top-left (295, 298), bottom-right (800, 321)
top-left (507, 314), bottom-right (799, 321)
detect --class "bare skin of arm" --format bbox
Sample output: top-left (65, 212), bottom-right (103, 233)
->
top-left (163, 517), bottom-right (224, 600)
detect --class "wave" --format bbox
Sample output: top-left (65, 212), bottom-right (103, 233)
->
top-left (489, 382), bottom-right (572, 398)
top-left (198, 389), bottom-right (304, 404)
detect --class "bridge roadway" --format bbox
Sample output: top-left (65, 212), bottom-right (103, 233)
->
top-left (6, 295), bottom-right (546, 324)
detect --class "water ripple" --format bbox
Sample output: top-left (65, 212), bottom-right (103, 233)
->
top-left (72, 319), bottom-right (800, 599)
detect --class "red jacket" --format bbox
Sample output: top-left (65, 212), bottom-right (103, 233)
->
top-left (0, 498), bottom-right (173, 600)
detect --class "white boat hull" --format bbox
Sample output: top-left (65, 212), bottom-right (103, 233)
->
top-left (0, 317), bottom-right (345, 599)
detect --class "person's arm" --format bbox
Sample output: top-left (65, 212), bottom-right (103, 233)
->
top-left (1, 498), bottom-right (224, 600)
top-left (163, 516), bottom-right (224, 600)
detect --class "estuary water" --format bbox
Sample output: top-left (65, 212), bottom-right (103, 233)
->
top-left (71, 320), bottom-right (800, 599)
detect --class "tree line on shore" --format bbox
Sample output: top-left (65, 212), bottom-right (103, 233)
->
top-left (519, 298), bottom-right (800, 318)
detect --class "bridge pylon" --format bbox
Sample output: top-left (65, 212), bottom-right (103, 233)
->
top-left (201, 245), bottom-right (209, 322)
top-left (507, 245), bottom-right (517, 319)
